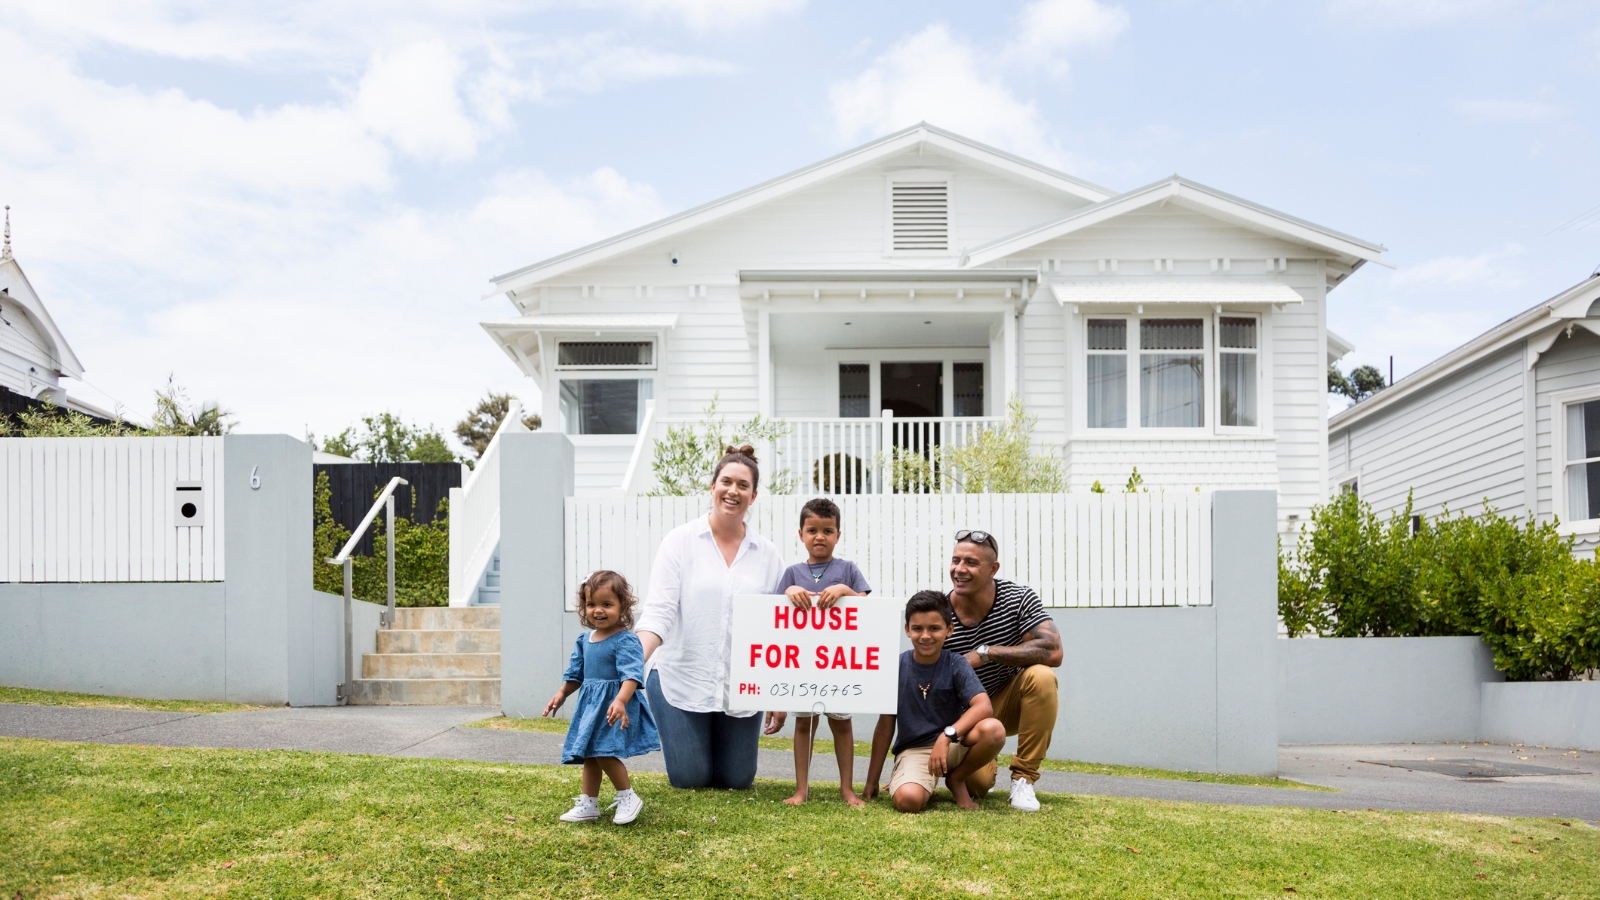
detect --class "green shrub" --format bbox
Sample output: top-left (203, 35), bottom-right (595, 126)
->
top-left (1280, 491), bottom-right (1600, 679)
top-left (312, 472), bottom-right (449, 607)
top-left (648, 397), bottom-right (794, 496)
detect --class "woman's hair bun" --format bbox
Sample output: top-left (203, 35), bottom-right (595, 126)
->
top-left (724, 443), bottom-right (757, 461)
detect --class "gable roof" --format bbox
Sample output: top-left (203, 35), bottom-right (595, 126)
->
top-left (962, 175), bottom-right (1391, 279)
top-left (489, 123), bottom-right (1116, 297)
top-left (0, 256), bottom-right (84, 378)
top-left (1329, 273), bottom-right (1600, 431)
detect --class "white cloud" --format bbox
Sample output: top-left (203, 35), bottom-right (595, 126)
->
top-left (355, 41), bottom-right (486, 161)
top-left (1011, 0), bottom-right (1129, 77)
top-left (829, 24), bottom-right (1056, 161)
top-left (1453, 98), bottom-right (1560, 124)
top-left (601, 0), bottom-right (807, 30)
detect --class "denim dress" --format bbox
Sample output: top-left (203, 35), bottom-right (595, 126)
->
top-left (560, 630), bottom-right (661, 764)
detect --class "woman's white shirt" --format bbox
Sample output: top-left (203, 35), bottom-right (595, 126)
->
top-left (636, 514), bottom-right (784, 716)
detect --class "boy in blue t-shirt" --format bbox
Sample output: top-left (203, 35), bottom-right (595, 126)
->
top-left (774, 497), bottom-right (872, 806)
top-left (864, 591), bottom-right (1007, 812)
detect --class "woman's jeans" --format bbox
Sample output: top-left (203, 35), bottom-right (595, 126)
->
top-left (646, 670), bottom-right (761, 789)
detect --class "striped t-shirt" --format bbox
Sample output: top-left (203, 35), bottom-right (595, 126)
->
top-left (943, 579), bottom-right (1052, 696)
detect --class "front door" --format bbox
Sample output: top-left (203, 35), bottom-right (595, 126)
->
top-left (880, 362), bottom-right (942, 417)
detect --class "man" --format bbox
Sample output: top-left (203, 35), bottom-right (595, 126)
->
top-left (941, 529), bottom-right (1062, 812)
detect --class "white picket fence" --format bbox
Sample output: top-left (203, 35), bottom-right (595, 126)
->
top-left (1, 437), bottom-right (225, 582)
top-left (564, 492), bottom-right (1211, 610)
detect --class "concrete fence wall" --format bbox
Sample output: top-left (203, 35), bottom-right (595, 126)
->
top-left (0, 435), bottom-right (369, 706)
top-left (1481, 682), bottom-right (1600, 751)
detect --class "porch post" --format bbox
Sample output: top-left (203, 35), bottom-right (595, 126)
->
top-left (758, 308), bottom-right (773, 418)
top-left (1003, 307), bottom-right (1019, 402)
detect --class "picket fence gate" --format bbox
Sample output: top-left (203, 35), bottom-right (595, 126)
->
top-left (564, 492), bottom-right (1211, 610)
top-left (1, 437), bottom-right (225, 582)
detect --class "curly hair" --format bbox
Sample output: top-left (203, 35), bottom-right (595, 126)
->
top-left (576, 569), bottom-right (637, 630)
top-left (711, 443), bottom-right (760, 491)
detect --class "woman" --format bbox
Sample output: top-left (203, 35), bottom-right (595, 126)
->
top-left (636, 444), bottom-right (787, 789)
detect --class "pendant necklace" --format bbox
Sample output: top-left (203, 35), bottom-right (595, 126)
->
top-left (807, 560), bottom-right (832, 584)
top-left (918, 683), bottom-right (931, 700)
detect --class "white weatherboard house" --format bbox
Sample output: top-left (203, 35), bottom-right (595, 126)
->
top-left (479, 123), bottom-right (1388, 530)
top-left (1329, 273), bottom-right (1600, 555)
top-left (0, 210), bottom-right (106, 417)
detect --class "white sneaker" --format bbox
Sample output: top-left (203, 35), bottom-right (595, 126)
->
top-left (1009, 777), bottom-right (1040, 812)
top-left (559, 794), bottom-right (601, 823)
top-left (608, 788), bottom-right (643, 825)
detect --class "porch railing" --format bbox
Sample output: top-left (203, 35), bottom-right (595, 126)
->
top-left (618, 411), bottom-right (1004, 495)
top-left (447, 402), bottom-right (531, 606)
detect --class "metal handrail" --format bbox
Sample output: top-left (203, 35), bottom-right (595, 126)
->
top-left (324, 475), bottom-right (408, 705)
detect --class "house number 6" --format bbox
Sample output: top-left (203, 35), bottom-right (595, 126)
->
top-left (250, 466), bottom-right (261, 490)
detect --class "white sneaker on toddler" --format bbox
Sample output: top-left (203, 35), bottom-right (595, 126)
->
top-left (608, 788), bottom-right (643, 825)
top-left (559, 794), bottom-right (601, 822)
top-left (1009, 777), bottom-right (1040, 812)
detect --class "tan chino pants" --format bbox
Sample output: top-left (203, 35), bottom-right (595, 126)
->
top-left (964, 664), bottom-right (1059, 795)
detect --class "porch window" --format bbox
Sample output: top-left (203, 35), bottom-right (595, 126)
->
top-left (1218, 316), bottom-right (1258, 427)
top-left (1565, 399), bottom-right (1600, 520)
top-left (1140, 318), bottom-right (1204, 428)
top-left (839, 364), bottom-right (870, 418)
top-left (1086, 319), bottom-right (1128, 428)
top-left (559, 379), bottom-right (653, 435)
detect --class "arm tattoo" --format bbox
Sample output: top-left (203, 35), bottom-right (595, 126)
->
top-left (988, 620), bottom-right (1062, 668)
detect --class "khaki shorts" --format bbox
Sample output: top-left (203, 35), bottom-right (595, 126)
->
top-left (888, 742), bottom-right (968, 797)
top-left (794, 712), bottom-right (852, 721)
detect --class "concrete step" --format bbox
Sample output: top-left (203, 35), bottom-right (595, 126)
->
top-left (377, 629), bottom-right (500, 654)
top-left (393, 607), bottom-right (500, 631)
top-left (362, 652), bottom-right (500, 679)
top-left (347, 677), bottom-right (500, 706)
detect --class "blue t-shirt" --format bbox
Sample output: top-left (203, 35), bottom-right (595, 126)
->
top-left (774, 558), bottom-right (871, 595)
top-left (891, 649), bottom-right (986, 755)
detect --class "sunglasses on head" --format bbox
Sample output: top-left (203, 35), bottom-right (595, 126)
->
top-left (954, 529), bottom-right (998, 551)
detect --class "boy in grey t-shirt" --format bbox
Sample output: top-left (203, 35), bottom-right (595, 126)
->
top-left (774, 498), bottom-right (871, 806)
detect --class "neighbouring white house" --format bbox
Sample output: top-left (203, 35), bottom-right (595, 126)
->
top-left (1329, 272), bottom-right (1600, 555)
top-left (0, 208), bottom-right (109, 419)
top-left (478, 123), bottom-right (1388, 528)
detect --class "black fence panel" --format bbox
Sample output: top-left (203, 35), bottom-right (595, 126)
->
top-left (0, 385), bottom-right (120, 431)
top-left (315, 462), bottom-right (462, 557)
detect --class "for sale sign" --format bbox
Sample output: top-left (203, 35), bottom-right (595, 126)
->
top-left (727, 594), bottom-right (901, 715)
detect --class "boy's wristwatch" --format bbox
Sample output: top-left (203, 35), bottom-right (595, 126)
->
top-left (943, 725), bottom-right (959, 741)
top-left (976, 645), bottom-right (990, 664)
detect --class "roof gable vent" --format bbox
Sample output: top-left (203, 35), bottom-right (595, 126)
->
top-left (891, 181), bottom-right (949, 252)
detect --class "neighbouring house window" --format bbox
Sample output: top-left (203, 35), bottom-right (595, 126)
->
top-left (1340, 478), bottom-right (1359, 497)
top-left (1140, 318), bottom-right (1204, 428)
top-left (839, 364), bottom-right (870, 417)
top-left (1086, 319), bottom-right (1128, 428)
top-left (556, 341), bottom-right (653, 368)
top-left (1565, 399), bottom-right (1600, 520)
top-left (560, 379), bottom-right (653, 435)
top-left (953, 362), bottom-right (985, 416)
top-left (1218, 316), bottom-right (1258, 427)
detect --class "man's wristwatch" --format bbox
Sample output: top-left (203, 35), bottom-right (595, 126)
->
top-left (943, 725), bottom-right (959, 742)
top-left (976, 645), bottom-right (990, 665)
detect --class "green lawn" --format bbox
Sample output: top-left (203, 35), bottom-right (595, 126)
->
top-left (0, 686), bottom-right (262, 714)
top-left (474, 715), bottom-right (1331, 791)
top-left (2, 739), bottom-right (1593, 899)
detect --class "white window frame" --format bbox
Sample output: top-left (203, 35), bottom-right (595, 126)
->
top-left (1550, 386), bottom-right (1600, 527)
top-left (1214, 312), bottom-right (1264, 434)
top-left (553, 338), bottom-right (657, 371)
top-left (883, 169), bottom-right (956, 259)
top-left (1084, 317), bottom-right (1132, 430)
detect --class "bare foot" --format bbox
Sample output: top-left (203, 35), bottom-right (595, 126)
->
top-left (948, 780), bottom-right (980, 810)
top-left (840, 786), bottom-right (866, 808)
top-left (783, 788), bottom-right (808, 806)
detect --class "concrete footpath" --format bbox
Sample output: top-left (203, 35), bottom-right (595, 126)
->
top-left (3, 703), bottom-right (1597, 824)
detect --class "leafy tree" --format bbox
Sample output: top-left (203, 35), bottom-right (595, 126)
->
top-left (648, 397), bottom-right (794, 496)
top-left (150, 375), bottom-right (235, 436)
top-left (1328, 364), bottom-right (1386, 403)
top-left (454, 391), bottom-right (541, 460)
top-left (312, 412), bottom-right (457, 463)
top-left (2, 400), bottom-right (134, 437)
top-left (312, 471), bottom-right (450, 606)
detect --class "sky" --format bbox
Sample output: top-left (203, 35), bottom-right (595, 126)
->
top-left (3, 0), bottom-right (1598, 447)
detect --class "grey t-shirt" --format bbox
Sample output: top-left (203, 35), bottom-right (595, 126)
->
top-left (892, 649), bottom-right (986, 755)
top-left (774, 558), bottom-right (871, 595)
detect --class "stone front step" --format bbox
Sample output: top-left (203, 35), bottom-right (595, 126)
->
top-left (377, 628), bottom-right (500, 654)
top-left (362, 652), bottom-right (501, 679)
top-left (394, 607), bottom-right (500, 630)
top-left (347, 677), bottom-right (500, 706)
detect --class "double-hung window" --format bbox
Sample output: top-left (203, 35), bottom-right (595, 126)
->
top-left (1139, 319), bottom-right (1205, 427)
top-left (555, 340), bottom-right (655, 435)
top-left (1565, 399), bottom-right (1600, 521)
top-left (1218, 316), bottom-right (1259, 428)
top-left (1086, 319), bottom-right (1129, 428)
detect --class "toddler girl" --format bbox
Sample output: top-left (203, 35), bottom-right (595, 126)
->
top-left (544, 570), bottom-right (660, 824)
